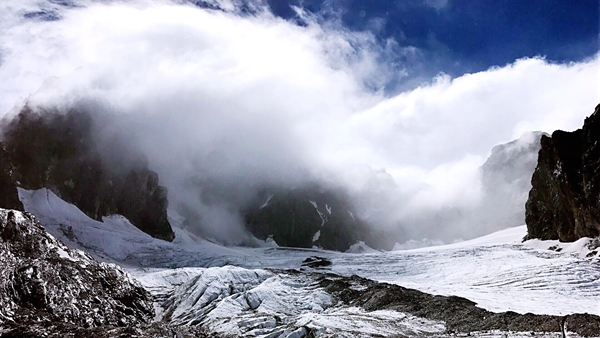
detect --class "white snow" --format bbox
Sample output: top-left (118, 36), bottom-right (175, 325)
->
top-left (17, 188), bottom-right (244, 266)
top-left (347, 210), bottom-right (355, 221)
top-left (523, 236), bottom-right (600, 260)
top-left (392, 238), bottom-right (445, 251)
top-left (312, 230), bottom-right (321, 243)
top-left (345, 241), bottom-right (379, 254)
top-left (309, 200), bottom-right (326, 227)
top-left (260, 195), bottom-right (274, 209)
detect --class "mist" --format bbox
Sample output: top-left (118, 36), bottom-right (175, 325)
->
top-left (1, 0), bottom-right (598, 245)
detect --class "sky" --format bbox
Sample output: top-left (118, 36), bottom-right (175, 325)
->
top-left (265, 0), bottom-right (599, 90)
top-left (0, 0), bottom-right (598, 245)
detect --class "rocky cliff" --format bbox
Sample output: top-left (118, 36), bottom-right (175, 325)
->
top-left (0, 208), bottom-right (152, 333)
top-left (244, 185), bottom-right (374, 251)
top-left (0, 147), bottom-right (23, 212)
top-left (0, 107), bottom-right (174, 241)
top-left (525, 104), bottom-right (600, 241)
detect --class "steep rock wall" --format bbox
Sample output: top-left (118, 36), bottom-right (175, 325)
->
top-left (525, 104), bottom-right (600, 241)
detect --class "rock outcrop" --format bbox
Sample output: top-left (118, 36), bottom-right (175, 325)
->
top-left (0, 208), bottom-right (210, 337)
top-left (0, 208), bottom-right (153, 332)
top-left (320, 273), bottom-right (600, 337)
top-left (0, 146), bottom-right (23, 212)
top-left (525, 104), bottom-right (600, 241)
top-left (0, 107), bottom-right (174, 241)
top-left (244, 185), bottom-right (373, 251)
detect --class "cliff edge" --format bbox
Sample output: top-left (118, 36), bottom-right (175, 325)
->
top-left (525, 104), bottom-right (600, 241)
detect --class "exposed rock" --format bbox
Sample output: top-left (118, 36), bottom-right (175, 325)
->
top-left (318, 273), bottom-right (600, 336)
top-left (0, 208), bottom-right (152, 333)
top-left (301, 256), bottom-right (332, 269)
top-left (0, 322), bottom-right (210, 338)
top-left (244, 185), bottom-right (372, 251)
top-left (0, 145), bottom-right (22, 211)
top-left (0, 107), bottom-right (174, 241)
top-left (526, 104), bottom-right (600, 241)
top-left (0, 207), bottom-right (210, 337)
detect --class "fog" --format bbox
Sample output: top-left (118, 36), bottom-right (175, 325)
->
top-left (1, 0), bottom-right (598, 245)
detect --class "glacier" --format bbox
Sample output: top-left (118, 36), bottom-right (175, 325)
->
top-left (15, 188), bottom-right (600, 337)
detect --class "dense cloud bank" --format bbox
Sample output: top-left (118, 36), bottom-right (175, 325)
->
top-left (0, 0), bottom-right (598, 245)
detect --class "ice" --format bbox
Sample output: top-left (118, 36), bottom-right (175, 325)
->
top-left (140, 266), bottom-right (333, 336)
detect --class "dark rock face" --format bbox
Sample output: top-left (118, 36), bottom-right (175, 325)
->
top-left (0, 107), bottom-right (174, 241)
top-left (0, 208), bottom-right (153, 332)
top-left (0, 145), bottom-right (23, 211)
top-left (301, 256), bottom-right (332, 269)
top-left (526, 104), bottom-right (600, 241)
top-left (244, 185), bottom-right (372, 251)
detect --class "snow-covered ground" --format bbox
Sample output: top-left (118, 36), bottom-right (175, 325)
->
top-left (17, 188), bottom-right (600, 336)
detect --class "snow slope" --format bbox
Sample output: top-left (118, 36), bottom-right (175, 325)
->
top-left (18, 188), bottom-right (600, 322)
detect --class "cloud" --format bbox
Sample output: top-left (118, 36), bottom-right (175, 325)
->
top-left (0, 0), bottom-right (598, 244)
top-left (424, 0), bottom-right (448, 10)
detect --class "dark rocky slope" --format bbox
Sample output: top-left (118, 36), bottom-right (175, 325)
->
top-left (244, 185), bottom-right (376, 251)
top-left (0, 147), bottom-right (23, 211)
top-left (0, 207), bottom-right (208, 337)
top-left (0, 208), bottom-right (151, 333)
top-left (0, 107), bottom-right (174, 241)
top-left (526, 104), bottom-right (600, 241)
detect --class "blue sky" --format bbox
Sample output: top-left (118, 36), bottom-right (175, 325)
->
top-left (266, 0), bottom-right (598, 89)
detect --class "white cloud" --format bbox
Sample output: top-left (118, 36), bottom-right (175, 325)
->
top-left (425, 0), bottom-right (449, 10)
top-left (0, 0), bottom-right (598, 244)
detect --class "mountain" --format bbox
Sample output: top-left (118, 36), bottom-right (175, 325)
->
top-left (526, 104), bottom-right (600, 241)
top-left (244, 184), bottom-right (375, 251)
top-left (476, 131), bottom-right (546, 232)
top-left (0, 106), bottom-right (174, 241)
